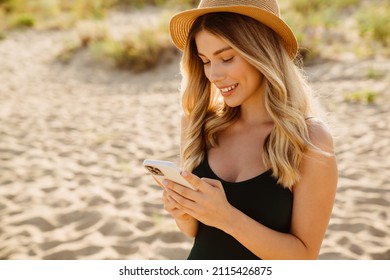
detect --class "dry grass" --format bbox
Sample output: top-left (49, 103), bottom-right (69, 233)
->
top-left (1, 0), bottom-right (389, 70)
top-left (282, 0), bottom-right (390, 60)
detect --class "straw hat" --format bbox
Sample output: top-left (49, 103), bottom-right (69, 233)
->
top-left (170, 0), bottom-right (298, 59)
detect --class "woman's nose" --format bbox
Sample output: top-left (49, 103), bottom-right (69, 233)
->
top-left (208, 64), bottom-right (225, 83)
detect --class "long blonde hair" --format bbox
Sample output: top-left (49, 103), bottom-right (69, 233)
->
top-left (180, 13), bottom-right (316, 188)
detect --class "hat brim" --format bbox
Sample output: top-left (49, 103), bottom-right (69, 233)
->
top-left (170, 6), bottom-right (298, 59)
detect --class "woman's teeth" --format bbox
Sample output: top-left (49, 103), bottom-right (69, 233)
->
top-left (220, 84), bottom-right (238, 93)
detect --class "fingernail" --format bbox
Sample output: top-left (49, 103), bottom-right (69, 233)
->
top-left (181, 171), bottom-right (188, 177)
top-left (162, 179), bottom-right (169, 186)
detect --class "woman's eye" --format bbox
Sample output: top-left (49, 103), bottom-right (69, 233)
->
top-left (202, 60), bottom-right (210, 65)
top-left (222, 57), bottom-right (234, 63)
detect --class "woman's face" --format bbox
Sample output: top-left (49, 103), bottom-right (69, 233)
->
top-left (195, 30), bottom-right (264, 108)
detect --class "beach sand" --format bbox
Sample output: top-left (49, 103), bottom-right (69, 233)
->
top-left (0, 19), bottom-right (389, 260)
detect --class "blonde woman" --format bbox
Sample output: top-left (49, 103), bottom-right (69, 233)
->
top-left (161, 0), bottom-right (338, 259)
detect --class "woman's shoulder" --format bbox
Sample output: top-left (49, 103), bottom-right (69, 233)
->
top-left (305, 117), bottom-right (334, 153)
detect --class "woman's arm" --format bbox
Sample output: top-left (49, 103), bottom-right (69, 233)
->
top-left (162, 186), bottom-right (199, 237)
top-left (165, 119), bottom-right (338, 258)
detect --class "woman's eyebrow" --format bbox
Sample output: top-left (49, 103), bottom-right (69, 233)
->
top-left (198, 46), bottom-right (233, 57)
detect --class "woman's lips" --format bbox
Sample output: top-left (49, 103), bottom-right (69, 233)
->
top-left (219, 83), bottom-right (238, 97)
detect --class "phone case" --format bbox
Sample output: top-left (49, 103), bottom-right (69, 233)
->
top-left (143, 159), bottom-right (195, 190)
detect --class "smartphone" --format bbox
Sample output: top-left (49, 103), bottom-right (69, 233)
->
top-left (143, 159), bottom-right (195, 190)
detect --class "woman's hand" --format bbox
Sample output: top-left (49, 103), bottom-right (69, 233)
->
top-left (163, 171), bottom-right (234, 230)
top-left (158, 176), bottom-right (198, 237)
top-left (161, 187), bottom-right (193, 223)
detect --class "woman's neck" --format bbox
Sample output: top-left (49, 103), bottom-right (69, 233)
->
top-left (239, 95), bottom-right (273, 127)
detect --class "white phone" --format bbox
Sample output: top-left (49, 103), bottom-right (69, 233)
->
top-left (143, 159), bottom-right (195, 190)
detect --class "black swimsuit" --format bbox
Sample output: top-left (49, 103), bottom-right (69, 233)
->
top-left (187, 156), bottom-right (293, 260)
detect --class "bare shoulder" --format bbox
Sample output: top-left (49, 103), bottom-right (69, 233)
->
top-left (306, 118), bottom-right (334, 154)
top-left (298, 118), bottom-right (338, 190)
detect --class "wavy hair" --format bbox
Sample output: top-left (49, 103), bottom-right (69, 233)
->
top-left (180, 13), bottom-right (318, 188)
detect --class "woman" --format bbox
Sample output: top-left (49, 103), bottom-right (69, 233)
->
top-left (161, 0), bottom-right (338, 259)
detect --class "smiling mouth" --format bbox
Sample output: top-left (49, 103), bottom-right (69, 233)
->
top-left (219, 83), bottom-right (238, 93)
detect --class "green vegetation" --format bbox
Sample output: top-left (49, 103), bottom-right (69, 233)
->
top-left (283, 0), bottom-right (390, 60)
top-left (56, 17), bottom-right (178, 72)
top-left (128, 0), bottom-right (197, 9)
top-left (1, 0), bottom-right (390, 71)
top-left (8, 13), bottom-right (35, 28)
top-left (0, 0), bottom-right (114, 30)
top-left (0, 0), bottom-right (194, 71)
top-left (89, 27), bottom-right (177, 72)
top-left (0, 0), bottom-right (196, 30)
top-left (289, 0), bottom-right (360, 15)
top-left (366, 67), bottom-right (386, 80)
top-left (357, 2), bottom-right (390, 47)
top-left (283, 0), bottom-right (360, 61)
top-left (344, 90), bottom-right (379, 104)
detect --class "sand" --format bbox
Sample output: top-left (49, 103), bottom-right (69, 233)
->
top-left (0, 17), bottom-right (389, 260)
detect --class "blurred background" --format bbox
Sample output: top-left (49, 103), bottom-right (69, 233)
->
top-left (0, 0), bottom-right (389, 260)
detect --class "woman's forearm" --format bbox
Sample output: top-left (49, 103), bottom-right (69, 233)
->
top-left (175, 216), bottom-right (199, 238)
